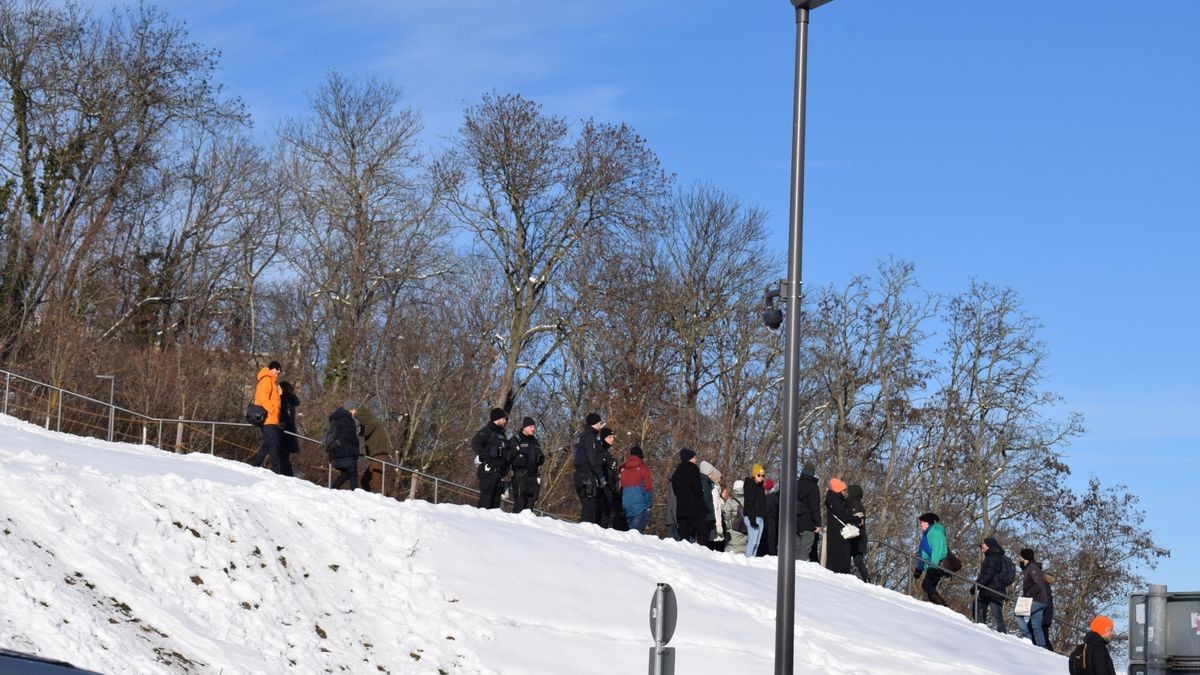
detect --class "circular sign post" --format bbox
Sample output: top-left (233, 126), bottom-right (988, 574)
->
top-left (648, 583), bottom-right (677, 675)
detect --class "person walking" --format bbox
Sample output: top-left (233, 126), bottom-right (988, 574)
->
top-left (823, 478), bottom-right (856, 575)
top-left (795, 462), bottom-right (821, 563)
top-left (471, 407), bottom-right (510, 509)
top-left (250, 361), bottom-right (285, 474)
top-left (619, 446), bottom-right (653, 532)
top-left (699, 460), bottom-right (724, 550)
top-left (327, 401), bottom-right (361, 490)
top-left (276, 380), bottom-right (300, 476)
top-left (722, 481), bottom-right (748, 555)
top-left (742, 464), bottom-right (767, 558)
top-left (845, 484), bottom-right (871, 582)
top-left (973, 537), bottom-right (1011, 633)
top-left (573, 413), bottom-right (606, 524)
top-left (1016, 547), bottom-right (1051, 648)
top-left (1074, 615), bottom-right (1117, 675)
top-left (761, 478), bottom-right (780, 557)
top-left (356, 405), bottom-right (392, 493)
top-left (670, 449), bottom-right (707, 544)
top-left (915, 512), bottom-right (949, 605)
top-left (509, 417), bottom-right (545, 514)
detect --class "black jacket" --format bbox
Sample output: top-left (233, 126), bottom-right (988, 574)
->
top-left (844, 484), bottom-right (868, 556)
top-left (327, 407), bottom-right (360, 466)
top-left (280, 392), bottom-right (301, 453)
top-left (670, 460), bottom-right (707, 518)
top-left (470, 422), bottom-right (509, 471)
top-left (509, 433), bottom-right (545, 477)
top-left (743, 477), bottom-right (767, 521)
top-left (573, 427), bottom-right (604, 486)
top-left (976, 541), bottom-right (1009, 603)
top-left (1079, 630), bottom-right (1116, 675)
top-left (1020, 559), bottom-right (1050, 604)
top-left (795, 472), bottom-right (821, 532)
top-left (823, 489), bottom-right (856, 574)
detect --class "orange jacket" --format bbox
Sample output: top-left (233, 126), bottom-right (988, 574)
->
top-left (253, 367), bottom-right (281, 426)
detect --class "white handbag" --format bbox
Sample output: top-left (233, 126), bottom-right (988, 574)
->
top-left (1014, 596), bottom-right (1033, 617)
top-left (831, 512), bottom-right (861, 540)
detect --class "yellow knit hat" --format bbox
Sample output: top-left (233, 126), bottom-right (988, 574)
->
top-left (752, 463), bottom-right (764, 477)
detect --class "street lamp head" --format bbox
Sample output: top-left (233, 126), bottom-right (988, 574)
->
top-left (791, 0), bottom-right (836, 8)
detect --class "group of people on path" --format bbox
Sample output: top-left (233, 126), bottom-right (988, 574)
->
top-left (249, 362), bottom-right (392, 492)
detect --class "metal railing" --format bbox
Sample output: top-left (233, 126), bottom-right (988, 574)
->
top-left (870, 537), bottom-right (1089, 637)
top-left (0, 367), bottom-right (572, 521)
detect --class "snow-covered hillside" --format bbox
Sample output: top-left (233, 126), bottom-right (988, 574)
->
top-left (0, 414), bottom-right (1064, 674)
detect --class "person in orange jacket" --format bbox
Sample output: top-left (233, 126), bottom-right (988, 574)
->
top-left (250, 361), bottom-right (289, 475)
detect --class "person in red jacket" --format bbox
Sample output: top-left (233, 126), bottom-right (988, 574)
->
top-left (250, 361), bottom-right (288, 475)
top-left (619, 446), bottom-right (653, 532)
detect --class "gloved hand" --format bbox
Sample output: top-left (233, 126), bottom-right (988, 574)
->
top-left (913, 569), bottom-right (922, 579)
top-left (598, 477), bottom-right (607, 490)
top-left (969, 586), bottom-right (976, 595)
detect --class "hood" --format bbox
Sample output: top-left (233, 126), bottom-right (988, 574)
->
top-left (846, 484), bottom-right (863, 500)
top-left (257, 367), bottom-right (275, 382)
top-left (621, 455), bottom-right (645, 470)
top-left (984, 537), bottom-right (1003, 554)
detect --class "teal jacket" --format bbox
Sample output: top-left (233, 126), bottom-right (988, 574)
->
top-left (917, 522), bottom-right (948, 571)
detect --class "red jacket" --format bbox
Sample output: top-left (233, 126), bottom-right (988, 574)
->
top-left (619, 455), bottom-right (652, 492)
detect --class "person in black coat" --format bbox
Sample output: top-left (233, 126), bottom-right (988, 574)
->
top-left (760, 479), bottom-right (780, 557)
top-left (795, 462), bottom-right (821, 563)
top-left (1017, 547), bottom-right (1051, 648)
top-left (508, 417), bottom-right (545, 514)
top-left (670, 449), bottom-right (707, 544)
top-left (823, 478), bottom-right (856, 575)
top-left (742, 464), bottom-right (768, 557)
top-left (973, 537), bottom-right (1009, 633)
top-left (1078, 615), bottom-right (1117, 675)
top-left (845, 484), bottom-right (871, 582)
top-left (328, 402), bottom-right (360, 490)
top-left (597, 427), bottom-right (625, 529)
top-left (470, 407), bottom-right (510, 509)
top-left (277, 381), bottom-right (300, 476)
top-left (573, 413), bottom-right (606, 523)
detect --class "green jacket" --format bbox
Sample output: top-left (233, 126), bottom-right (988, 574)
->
top-left (918, 522), bottom-right (948, 570)
top-left (355, 407), bottom-right (391, 458)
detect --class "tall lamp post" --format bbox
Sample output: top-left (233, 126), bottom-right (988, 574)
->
top-left (776, 1), bottom-right (834, 673)
top-left (96, 374), bottom-right (115, 442)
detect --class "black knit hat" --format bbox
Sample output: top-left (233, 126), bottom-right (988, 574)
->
top-left (1020, 547), bottom-right (1036, 562)
top-left (629, 445), bottom-right (644, 458)
top-left (489, 407), bottom-right (508, 422)
top-left (918, 512), bottom-right (940, 524)
top-left (585, 412), bottom-right (603, 427)
top-left (521, 416), bottom-right (536, 429)
top-left (679, 448), bottom-right (696, 462)
top-left (600, 427), bottom-right (614, 439)
top-left (268, 360), bottom-right (282, 371)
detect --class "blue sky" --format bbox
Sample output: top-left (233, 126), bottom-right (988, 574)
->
top-left (156, 0), bottom-right (1199, 592)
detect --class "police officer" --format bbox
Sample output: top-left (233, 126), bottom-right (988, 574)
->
top-left (471, 407), bottom-right (510, 509)
top-left (509, 417), bottom-right (545, 513)
top-left (573, 412), bottom-right (605, 523)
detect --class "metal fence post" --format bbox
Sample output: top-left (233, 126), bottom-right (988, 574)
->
top-left (433, 477), bottom-right (439, 504)
top-left (3, 371), bottom-right (9, 415)
top-left (381, 464), bottom-right (387, 498)
top-left (157, 419), bottom-right (163, 449)
top-left (175, 417), bottom-right (184, 452)
top-left (210, 422), bottom-right (216, 455)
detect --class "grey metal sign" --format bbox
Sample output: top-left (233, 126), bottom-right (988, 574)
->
top-left (649, 583), bottom-right (677, 645)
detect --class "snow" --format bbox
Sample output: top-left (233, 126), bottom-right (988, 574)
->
top-left (0, 414), bottom-right (1065, 674)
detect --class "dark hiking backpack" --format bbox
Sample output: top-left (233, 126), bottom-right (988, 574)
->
top-left (1067, 641), bottom-right (1088, 675)
top-left (996, 554), bottom-right (1017, 590)
top-left (322, 420), bottom-right (341, 456)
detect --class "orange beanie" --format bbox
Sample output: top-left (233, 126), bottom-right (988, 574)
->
top-left (830, 478), bottom-right (848, 493)
top-left (1090, 615), bottom-right (1113, 635)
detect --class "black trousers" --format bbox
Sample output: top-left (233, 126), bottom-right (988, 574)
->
top-left (477, 466), bottom-right (504, 509)
top-left (676, 513), bottom-right (709, 544)
top-left (331, 460), bottom-right (358, 490)
top-left (576, 484), bottom-right (602, 524)
top-left (253, 425), bottom-right (292, 476)
top-left (922, 568), bottom-right (944, 599)
top-left (511, 475), bottom-right (540, 513)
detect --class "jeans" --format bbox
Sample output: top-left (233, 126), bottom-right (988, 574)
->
top-left (252, 425), bottom-right (290, 475)
top-left (627, 510), bottom-right (650, 533)
top-left (1017, 600), bottom-right (1048, 647)
top-left (745, 516), bottom-right (765, 557)
top-left (976, 598), bottom-right (1007, 633)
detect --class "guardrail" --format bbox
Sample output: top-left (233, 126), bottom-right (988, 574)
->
top-left (1, 367), bottom-right (572, 521)
top-left (869, 537), bottom-right (1089, 637)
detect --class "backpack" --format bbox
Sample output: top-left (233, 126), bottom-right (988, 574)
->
top-left (996, 554), bottom-right (1017, 590)
top-left (246, 403), bottom-right (267, 426)
top-left (1067, 641), bottom-right (1087, 675)
top-left (322, 420), bottom-right (341, 456)
top-left (733, 498), bottom-right (748, 535)
top-left (943, 551), bottom-right (962, 573)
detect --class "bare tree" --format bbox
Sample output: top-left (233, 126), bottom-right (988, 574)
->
top-left (435, 92), bottom-right (670, 412)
